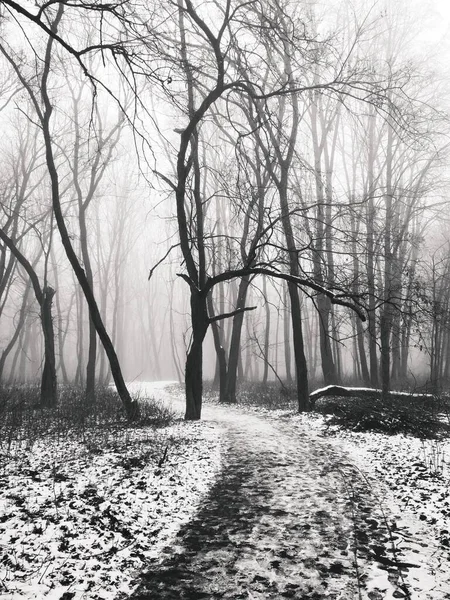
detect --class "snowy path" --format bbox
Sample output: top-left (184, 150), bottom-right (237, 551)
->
top-left (126, 388), bottom-right (440, 600)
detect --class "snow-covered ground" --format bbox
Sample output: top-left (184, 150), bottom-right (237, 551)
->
top-left (129, 393), bottom-right (450, 599)
top-left (2, 382), bottom-right (450, 599)
top-left (276, 410), bottom-right (450, 598)
top-left (329, 425), bottom-right (450, 598)
top-left (0, 383), bottom-right (224, 599)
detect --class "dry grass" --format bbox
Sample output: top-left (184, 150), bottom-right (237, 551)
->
top-left (0, 384), bottom-right (175, 454)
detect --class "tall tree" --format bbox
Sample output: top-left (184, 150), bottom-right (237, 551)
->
top-left (0, 7), bottom-right (138, 417)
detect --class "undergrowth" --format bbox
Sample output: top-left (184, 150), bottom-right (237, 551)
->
top-left (0, 384), bottom-right (175, 454)
top-left (316, 395), bottom-right (450, 439)
top-left (227, 380), bottom-right (450, 439)
top-left (236, 381), bottom-right (297, 409)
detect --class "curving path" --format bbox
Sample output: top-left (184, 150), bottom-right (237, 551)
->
top-left (127, 394), bottom-right (419, 599)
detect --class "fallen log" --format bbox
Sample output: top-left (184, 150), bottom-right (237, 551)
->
top-left (309, 385), bottom-right (434, 407)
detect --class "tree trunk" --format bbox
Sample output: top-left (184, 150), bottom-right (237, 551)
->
top-left (262, 276), bottom-right (270, 385)
top-left (356, 317), bottom-right (370, 384)
top-left (78, 207), bottom-right (96, 403)
top-left (207, 292), bottom-right (227, 401)
top-left (363, 111), bottom-right (379, 388)
top-left (9, 326), bottom-right (24, 383)
top-left (185, 291), bottom-right (209, 420)
top-left (224, 272), bottom-right (252, 403)
top-left (40, 286), bottom-right (57, 407)
top-left (98, 282), bottom-right (109, 384)
top-left (288, 282), bottom-right (309, 410)
top-left (36, 9), bottom-right (137, 418)
top-left (350, 203), bottom-right (370, 384)
top-left (283, 284), bottom-right (292, 384)
top-left (0, 228), bottom-right (57, 406)
top-left (244, 322), bottom-right (254, 382)
top-left (379, 314), bottom-right (391, 399)
top-left (0, 281), bottom-right (31, 381)
top-left (279, 171), bottom-right (310, 411)
top-left (310, 95), bottom-right (337, 386)
top-left (74, 284), bottom-right (84, 385)
top-left (317, 296), bottom-right (336, 384)
top-left (51, 248), bottom-right (69, 383)
top-left (380, 120), bottom-right (394, 400)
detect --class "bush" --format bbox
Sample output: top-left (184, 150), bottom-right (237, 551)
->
top-left (231, 380), bottom-right (297, 409)
top-left (315, 394), bottom-right (450, 439)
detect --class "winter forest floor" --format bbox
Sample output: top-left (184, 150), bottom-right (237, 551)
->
top-left (1, 383), bottom-right (450, 599)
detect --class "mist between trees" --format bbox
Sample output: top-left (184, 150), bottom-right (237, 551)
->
top-left (0, 0), bottom-right (449, 419)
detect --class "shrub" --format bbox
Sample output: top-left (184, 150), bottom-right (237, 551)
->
top-left (315, 394), bottom-right (450, 439)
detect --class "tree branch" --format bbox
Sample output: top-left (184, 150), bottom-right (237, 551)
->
top-left (176, 272), bottom-right (199, 291)
top-left (148, 243), bottom-right (180, 280)
top-left (205, 267), bottom-right (367, 321)
top-left (208, 305), bottom-right (256, 324)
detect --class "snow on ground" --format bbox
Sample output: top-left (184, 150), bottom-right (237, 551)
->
top-left (0, 383), bottom-right (224, 599)
top-left (127, 400), bottom-right (367, 599)
top-left (336, 428), bottom-right (450, 597)
top-left (123, 388), bottom-right (450, 599)
top-left (126, 381), bottom-right (185, 413)
top-left (285, 411), bottom-right (450, 598)
top-left (3, 382), bottom-right (450, 599)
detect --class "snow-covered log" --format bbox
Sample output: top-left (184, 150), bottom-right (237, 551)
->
top-left (309, 385), bottom-right (434, 406)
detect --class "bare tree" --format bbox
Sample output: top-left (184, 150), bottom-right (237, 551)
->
top-left (0, 229), bottom-right (57, 406)
top-left (0, 6), bottom-right (138, 417)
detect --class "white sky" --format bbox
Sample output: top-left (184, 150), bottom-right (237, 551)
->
top-left (434, 0), bottom-right (450, 35)
top-left (412, 0), bottom-right (450, 45)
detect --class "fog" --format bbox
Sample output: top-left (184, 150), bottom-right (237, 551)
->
top-left (1, 0), bottom-right (450, 416)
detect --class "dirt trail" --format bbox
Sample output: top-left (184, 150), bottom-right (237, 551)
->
top-left (127, 397), bottom-right (423, 599)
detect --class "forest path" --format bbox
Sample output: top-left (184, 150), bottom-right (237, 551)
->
top-left (127, 386), bottom-right (420, 599)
